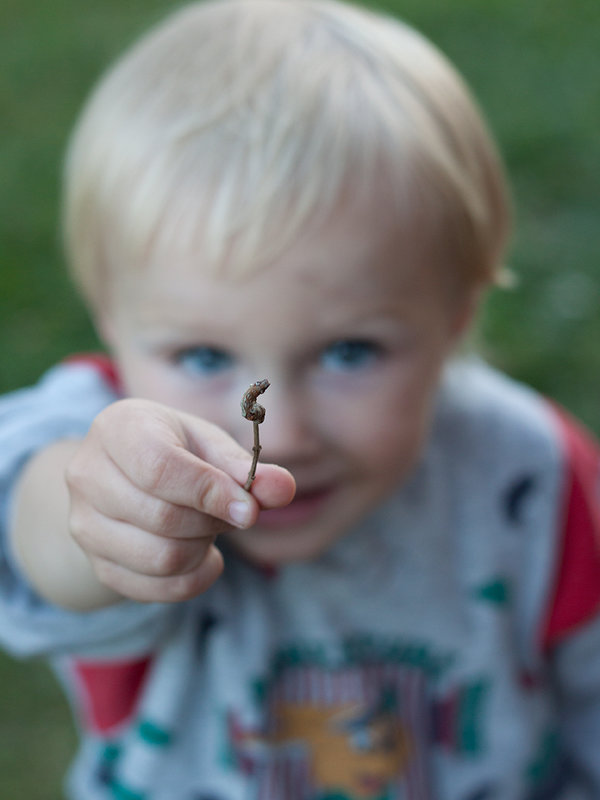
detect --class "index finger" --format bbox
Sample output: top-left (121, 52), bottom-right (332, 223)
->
top-left (98, 401), bottom-right (259, 528)
top-left (134, 440), bottom-right (259, 529)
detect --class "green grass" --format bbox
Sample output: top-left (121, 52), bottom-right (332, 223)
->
top-left (0, 655), bottom-right (77, 800)
top-left (1, 1), bottom-right (599, 796)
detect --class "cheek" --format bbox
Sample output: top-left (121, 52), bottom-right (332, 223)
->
top-left (114, 353), bottom-right (224, 416)
top-left (117, 360), bottom-right (164, 401)
top-left (359, 411), bottom-right (429, 481)
top-left (116, 359), bottom-right (194, 413)
top-left (119, 367), bottom-right (245, 445)
top-left (335, 370), bottom-right (440, 477)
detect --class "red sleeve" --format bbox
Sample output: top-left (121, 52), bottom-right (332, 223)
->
top-left (70, 656), bottom-right (152, 734)
top-left (64, 352), bottom-right (122, 394)
top-left (542, 405), bottom-right (600, 650)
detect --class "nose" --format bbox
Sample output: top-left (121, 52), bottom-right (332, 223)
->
top-left (251, 383), bottom-right (321, 466)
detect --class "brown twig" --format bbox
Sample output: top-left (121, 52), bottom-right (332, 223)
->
top-left (244, 421), bottom-right (262, 491)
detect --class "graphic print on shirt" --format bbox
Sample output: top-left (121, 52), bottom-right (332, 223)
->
top-left (223, 637), bottom-right (489, 800)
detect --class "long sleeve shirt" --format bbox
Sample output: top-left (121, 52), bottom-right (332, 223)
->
top-left (1, 356), bottom-right (600, 800)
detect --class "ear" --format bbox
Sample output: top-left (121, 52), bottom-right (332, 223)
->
top-left (450, 287), bottom-right (482, 343)
top-left (93, 308), bottom-right (118, 350)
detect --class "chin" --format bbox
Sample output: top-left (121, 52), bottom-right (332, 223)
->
top-left (224, 522), bottom-right (345, 568)
top-left (224, 480), bottom-right (394, 568)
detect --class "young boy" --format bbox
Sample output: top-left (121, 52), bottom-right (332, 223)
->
top-left (2, 0), bottom-right (600, 797)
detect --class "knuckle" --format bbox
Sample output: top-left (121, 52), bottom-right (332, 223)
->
top-left (152, 500), bottom-right (183, 535)
top-left (68, 507), bottom-right (91, 547)
top-left (69, 519), bottom-right (85, 548)
top-left (102, 398), bottom-right (145, 426)
top-left (92, 558), bottom-right (116, 590)
top-left (161, 548), bottom-right (223, 602)
top-left (65, 455), bottom-right (86, 493)
top-left (162, 572), bottom-right (199, 603)
top-left (153, 540), bottom-right (191, 577)
top-left (87, 409), bottom-right (114, 442)
top-left (192, 472), bottom-right (223, 516)
top-left (139, 446), bottom-right (178, 494)
top-left (95, 398), bottom-right (163, 442)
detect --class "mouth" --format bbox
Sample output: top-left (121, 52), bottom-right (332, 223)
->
top-left (257, 486), bottom-right (334, 529)
top-left (358, 773), bottom-right (387, 795)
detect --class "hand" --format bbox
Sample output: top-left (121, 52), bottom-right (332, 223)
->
top-left (66, 398), bottom-right (295, 603)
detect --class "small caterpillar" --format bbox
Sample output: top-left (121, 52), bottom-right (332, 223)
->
top-left (241, 379), bottom-right (270, 491)
top-left (241, 379), bottom-right (270, 424)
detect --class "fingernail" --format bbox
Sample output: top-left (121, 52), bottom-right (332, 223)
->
top-left (228, 500), bottom-right (252, 528)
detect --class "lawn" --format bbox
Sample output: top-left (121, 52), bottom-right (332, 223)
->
top-left (1, 0), bottom-right (599, 796)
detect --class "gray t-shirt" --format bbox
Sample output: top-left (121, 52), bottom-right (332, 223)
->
top-left (1, 356), bottom-right (599, 799)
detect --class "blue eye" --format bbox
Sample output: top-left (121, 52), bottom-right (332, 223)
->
top-left (321, 339), bottom-right (381, 372)
top-left (176, 346), bottom-right (234, 376)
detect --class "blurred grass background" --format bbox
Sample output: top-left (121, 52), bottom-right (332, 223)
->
top-left (1, 0), bottom-right (598, 796)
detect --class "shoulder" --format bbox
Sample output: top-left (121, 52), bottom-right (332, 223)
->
top-left (0, 353), bottom-right (121, 410)
top-left (438, 358), bottom-right (554, 434)
top-left (435, 358), bottom-right (600, 649)
top-left (433, 357), bottom-right (562, 477)
top-left (61, 352), bottom-right (122, 393)
top-left (542, 406), bottom-right (600, 647)
top-left (435, 356), bottom-right (600, 509)
top-left (0, 353), bottom-right (121, 482)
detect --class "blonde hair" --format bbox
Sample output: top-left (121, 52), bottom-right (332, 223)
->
top-left (63, 0), bottom-right (511, 308)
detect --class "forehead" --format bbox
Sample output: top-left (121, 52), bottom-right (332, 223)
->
top-left (120, 194), bottom-right (450, 335)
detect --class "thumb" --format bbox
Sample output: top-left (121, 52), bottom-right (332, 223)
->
top-left (243, 462), bottom-right (296, 509)
top-left (179, 412), bottom-right (296, 509)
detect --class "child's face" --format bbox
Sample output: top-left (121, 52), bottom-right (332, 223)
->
top-left (102, 199), bottom-right (472, 565)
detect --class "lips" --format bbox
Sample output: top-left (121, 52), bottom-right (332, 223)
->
top-left (257, 486), bottom-right (334, 529)
top-left (358, 773), bottom-right (387, 794)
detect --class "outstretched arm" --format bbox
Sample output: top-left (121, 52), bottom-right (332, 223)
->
top-left (11, 438), bottom-right (119, 611)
